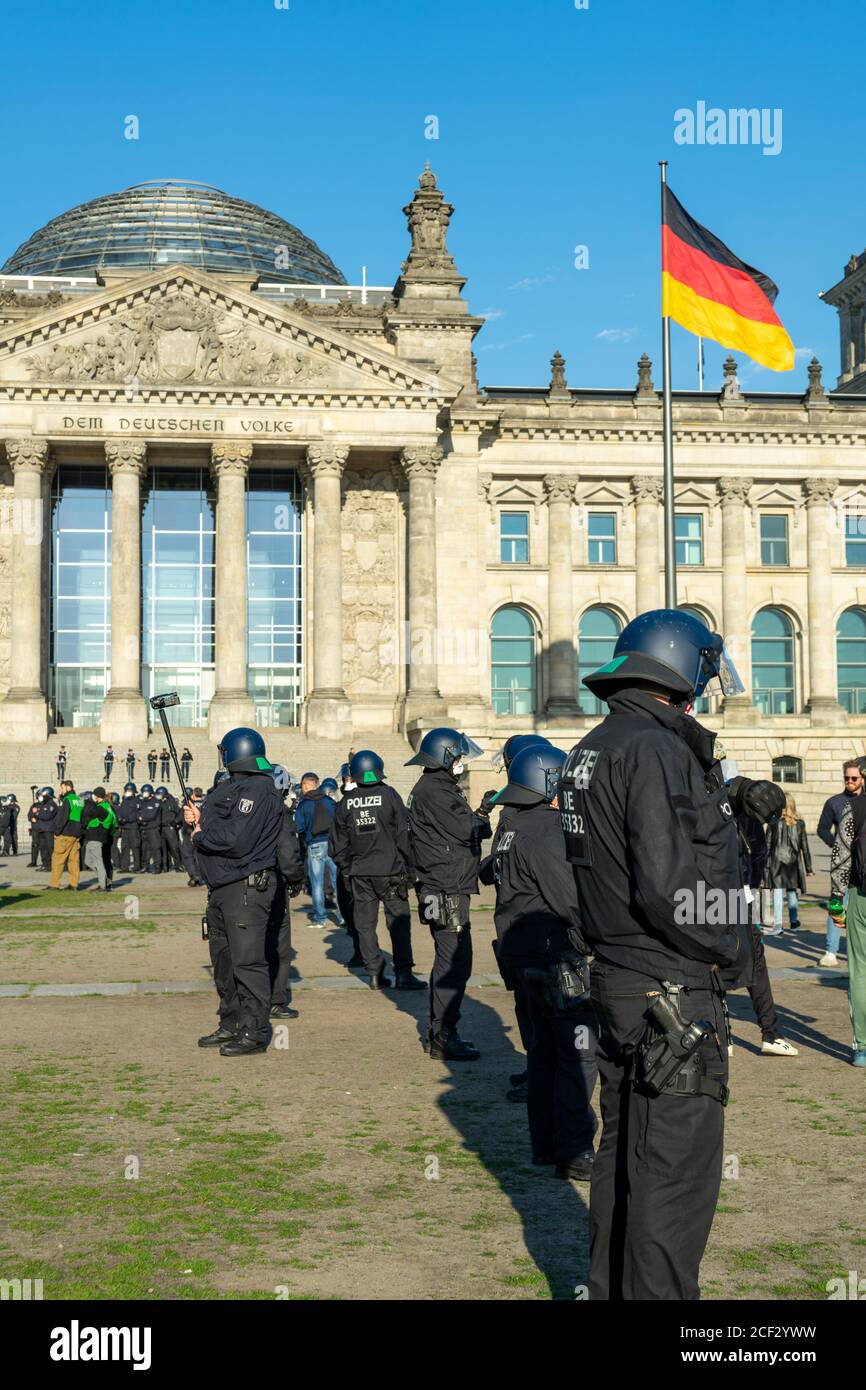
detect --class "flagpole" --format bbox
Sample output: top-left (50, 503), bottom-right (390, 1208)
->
top-left (697, 336), bottom-right (703, 391)
top-left (659, 160), bottom-right (677, 608)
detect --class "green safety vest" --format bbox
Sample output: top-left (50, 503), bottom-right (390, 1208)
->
top-left (64, 792), bottom-right (84, 824)
top-left (86, 800), bottom-right (117, 834)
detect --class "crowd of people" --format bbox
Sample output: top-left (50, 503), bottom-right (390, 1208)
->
top-left (52, 745), bottom-right (195, 786)
top-left (4, 607), bottom-right (866, 1303)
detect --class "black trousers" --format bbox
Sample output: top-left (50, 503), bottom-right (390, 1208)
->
top-left (148, 760), bottom-right (157, 781)
top-left (206, 874), bottom-right (285, 1043)
top-left (141, 826), bottom-right (162, 872)
top-left (2, 828), bottom-right (14, 855)
top-left (103, 761), bottom-right (113, 782)
top-left (126, 762), bottom-right (135, 781)
top-left (266, 898), bottom-right (293, 1005)
top-left (419, 891), bottom-right (472, 1034)
top-left (588, 960), bottom-right (728, 1302)
top-left (521, 971), bottom-right (598, 1163)
top-left (162, 827), bottom-right (182, 871)
top-left (180, 832), bottom-right (200, 882)
top-left (181, 759), bottom-right (191, 781)
top-left (746, 924), bottom-right (779, 1040)
top-left (111, 832), bottom-right (123, 868)
top-left (33, 830), bottom-right (54, 868)
top-left (336, 870), bottom-right (359, 953)
top-left (120, 825), bottom-right (141, 871)
top-left (160, 760), bottom-right (170, 782)
top-left (351, 877), bottom-right (414, 976)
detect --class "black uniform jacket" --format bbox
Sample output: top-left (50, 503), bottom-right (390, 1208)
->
top-left (407, 767), bottom-right (491, 894)
top-left (117, 795), bottom-right (140, 829)
top-left (194, 771), bottom-right (283, 889)
top-left (486, 801), bottom-right (589, 969)
top-left (329, 782), bottom-right (413, 878)
top-left (559, 687), bottom-right (743, 987)
top-left (137, 796), bottom-right (161, 829)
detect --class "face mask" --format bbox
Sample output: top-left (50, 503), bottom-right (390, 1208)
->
top-left (452, 760), bottom-right (465, 777)
top-left (344, 780), bottom-right (357, 791)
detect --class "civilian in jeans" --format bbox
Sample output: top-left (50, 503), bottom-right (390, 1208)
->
top-left (830, 789), bottom-right (866, 1065)
top-left (294, 773), bottom-right (339, 928)
top-left (816, 760), bottom-right (862, 967)
top-left (760, 795), bottom-right (812, 936)
top-left (82, 787), bottom-right (117, 891)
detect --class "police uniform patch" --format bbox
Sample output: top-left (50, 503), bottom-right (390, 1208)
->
top-left (239, 798), bottom-right (254, 814)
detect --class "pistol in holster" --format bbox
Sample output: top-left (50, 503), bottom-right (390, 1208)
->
top-left (635, 986), bottom-right (728, 1106)
top-left (523, 954), bottom-right (591, 1015)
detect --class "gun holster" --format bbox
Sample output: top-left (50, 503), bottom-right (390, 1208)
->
top-left (523, 955), bottom-right (591, 1014)
top-left (437, 892), bottom-right (464, 931)
top-left (385, 873), bottom-right (409, 901)
top-left (636, 986), bottom-right (728, 1106)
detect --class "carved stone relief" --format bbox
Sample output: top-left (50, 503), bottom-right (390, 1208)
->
top-left (341, 469), bottom-right (400, 693)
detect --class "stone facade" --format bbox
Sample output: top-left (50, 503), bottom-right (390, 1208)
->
top-left (1, 167), bottom-right (865, 820)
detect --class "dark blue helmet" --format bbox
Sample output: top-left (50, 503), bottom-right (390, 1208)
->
top-left (350, 750), bottom-right (384, 785)
top-left (41, 786), bottom-right (54, 798)
top-left (155, 787), bottom-right (168, 799)
top-left (494, 733), bottom-right (555, 773)
top-left (582, 608), bottom-right (745, 703)
top-left (218, 726), bottom-right (271, 774)
top-left (140, 783), bottom-right (154, 796)
top-left (339, 762), bottom-right (351, 781)
top-left (109, 792), bottom-right (120, 805)
top-left (184, 785), bottom-right (193, 798)
top-left (82, 790), bottom-right (94, 801)
top-left (495, 745), bottom-right (568, 807)
top-left (405, 728), bottom-right (484, 771)
top-left (7, 794), bottom-right (17, 803)
top-left (124, 781), bottom-right (137, 794)
top-left (320, 777), bottom-right (338, 795)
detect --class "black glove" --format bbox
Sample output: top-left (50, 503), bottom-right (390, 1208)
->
top-left (729, 776), bottom-right (786, 822)
top-left (478, 789), bottom-right (499, 817)
top-left (286, 880), bottom-right (304, 899)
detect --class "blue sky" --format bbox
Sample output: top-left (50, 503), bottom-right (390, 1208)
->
top-left (2, 0), bottom-right (859, 391)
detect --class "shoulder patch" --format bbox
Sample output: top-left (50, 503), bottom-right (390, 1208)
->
top-left (238, 798), bottom-right (254, 814)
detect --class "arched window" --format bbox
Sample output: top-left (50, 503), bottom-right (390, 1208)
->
top-left (679, 605), bottom-right (713, 713)
top-left (837, 607), bottom-right (866, 714)
top-left (578, 606), bottom-right (623, 716)
top-left (491, 607), bottom-right (536, 715)
top-left (751, 608), bottom-right (795, 715)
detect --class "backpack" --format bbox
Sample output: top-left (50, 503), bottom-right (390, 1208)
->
top-left (310, 796), bottom-right (334, 838)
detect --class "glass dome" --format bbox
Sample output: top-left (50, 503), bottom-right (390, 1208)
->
top-left (1, 179), bottom-right (346, 285)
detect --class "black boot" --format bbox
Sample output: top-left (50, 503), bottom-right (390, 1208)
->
top-left (555, 1152), bottom-right (595, 1182)
top-left (394, 972), bottom-right (426, 990)
top-left (368, 970), bottom-right (393, 990)
top-left (219, 1033), bottom-right (268, 1057)
top-left (429, 1028), bottom-right (480, 1061)
top-left (269, 1003), bottom-right (299, 1019)
top-left (347, 952), bottom-right (364, 968)
top-left (198, 1025), bottom-right (237, 1048)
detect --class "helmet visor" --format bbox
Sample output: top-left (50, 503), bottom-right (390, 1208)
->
top-left (695, 640), bottom-right (745, 698)
top-left (490, 744), bottom-right (507, 772)
top-left (458, 734), bottom-right (485, 763)
top-left (716, 645), bottom-right (746, 697)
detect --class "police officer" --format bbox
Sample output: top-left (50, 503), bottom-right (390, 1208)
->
top-left (334, 763), bottom-right (362, 966)
top-left (330, 750), bottom-right (425, 991)
top-left (0, 796), bottom-right (13, 857)
top-left (185, 726), bottom-right (286, 1057)
top-left (125, 749), bottom-right (136, 781)
top-left (558, 608), bottom-right (785, 1300)
top-left (117, 783), bottom-right (141, 872)
top-left (137, 785), bottom-right (162, 874)
top-left (486, 733), bottom-right (557, 1099)
top-left (484, 744), bottom-right (598, 1179)
top-left (405, 728), bottom-right (491, 1060)
top-left (103, 746), bottom-right (115, 783)
top-left (5, 794), bottom-right (19, 855)
top-left (147, 748), bottom-right (158, 782)
top-left (33, 787), bottom-right (58, 871)
top-left (156, 786), bottom-right (183, 871)
top-left (268, 764), bottom-right (304, 1019)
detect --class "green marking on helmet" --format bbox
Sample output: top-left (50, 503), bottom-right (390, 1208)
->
top-left (362, 770), bottom-right (378, 783)
top-left (255, 756), bottom-right (272, 770)
top-left (595, 654), bottom-right (629, 674)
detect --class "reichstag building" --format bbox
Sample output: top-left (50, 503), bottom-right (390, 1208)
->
top-left (0, 170), bottom-right (864, 814)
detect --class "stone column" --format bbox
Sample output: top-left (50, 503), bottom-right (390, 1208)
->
top-left (543, 473), bottom-right (580, 718)
top-left (207, 442), bottom-right (254, 739)
top-left (631, 475), bottom-right (663, 613)
top-left (100, 441), bottom-right (149, 744)
top-left (401, 445), bottom-right (448, 723)
top-left (717, 477), bottom-right (754, 723)
top-left (0, 438), bottom-right (54, 741)
top-left (804, 476), bottom-right (846, 724)
top-left (305, 443), bottom-right (352, 738)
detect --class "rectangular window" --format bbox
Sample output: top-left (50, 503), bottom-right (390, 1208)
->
top-left (675, 513), bottom-right (703, 566)
top-left (587, 512), bottom-right (616, 565)
top-left (760, 514), bottom-right (789, 566)
top-left (500, 511), bottom-right (529, 564)
top-left (845, 514), bottom-right (866, 566)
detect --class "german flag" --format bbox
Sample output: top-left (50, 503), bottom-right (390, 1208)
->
top-left (662, 187), bottom-right (794, 372)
